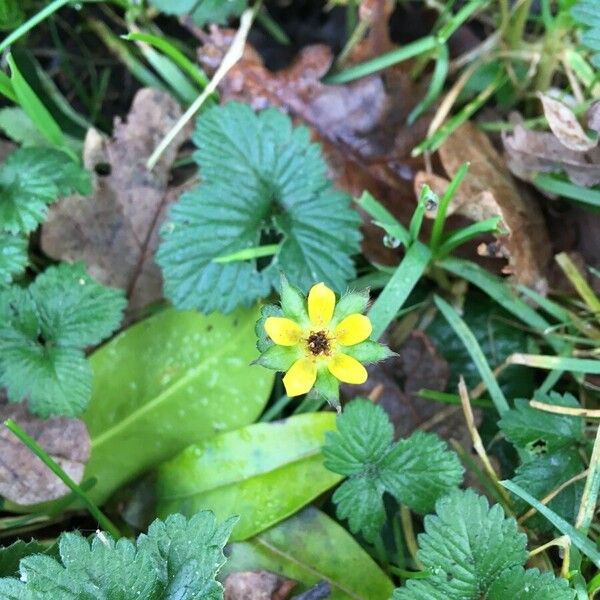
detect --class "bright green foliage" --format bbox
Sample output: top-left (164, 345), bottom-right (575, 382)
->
top-left (0, 263), bottom-right (125, 417)
top-left (0, 233), bottom-right (27, 285)
top-left (0, 512), bottom-right (235, 599)
top-left (149, 0), bottom-right (246, 26)
top-left (0, 147), bottom-right (90, 235)
top-left (0, 541), bottom-right (50, 578)
top-left (157, 102), bottom-right (361, 313)
top-left (499, 392), bottom-right (584, 458)
top-left (572, 0), bottom-right (600, 68)
top-left (323, 399), bottom-right (463, 541)
top-left (393, 490), bottom-right (575, 600)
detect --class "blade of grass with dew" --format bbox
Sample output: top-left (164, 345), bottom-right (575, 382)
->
top-left (508, 354), bottom-right (600, 374)
top-left (433, 295), bottom-right (509, 414)
top-left (418, 389), bottom-right (494, 409)
top-left (7, 52), bottom-right (66, 151)
top-left (534, 174), bottom-right (600, 209)
top-left (368, 241), bottom-right (432, 339)
top-left (436, 217), bottom-right (502, 257)
top-left (502, 479), bottom-right (600, 568)
top-left (124, 31), bottom-right (210, 89)
top-left (429, 162), bottom-right (469, 251)
top-left (212, 244), bottom-right (280, 264)
top-left (408, 184), bottom-right (434, 241)
top-left (412, 73), bottom-right (507, 156)
top-left (3, 419), bottom-right (121, 539)
top-left (356, 190), bottom-right (411, 247)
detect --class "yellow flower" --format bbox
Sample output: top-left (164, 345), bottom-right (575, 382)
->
top-left (264, 282), bottom-right (373, 397)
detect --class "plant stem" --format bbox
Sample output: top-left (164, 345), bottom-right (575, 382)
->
top-left (505, 0), bottom-right (533, 49)
top-left (4, 419), bottom-right (121, 539)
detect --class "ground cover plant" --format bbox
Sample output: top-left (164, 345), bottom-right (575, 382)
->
top-left (0, 0), bottom-right (599, 598)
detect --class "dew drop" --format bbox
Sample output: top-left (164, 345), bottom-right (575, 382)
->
top-left (383, 234), bottom-right (401, 249)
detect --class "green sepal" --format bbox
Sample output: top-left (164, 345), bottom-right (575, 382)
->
top-left (279, 274), bottom-right (308, 324)
top-left (343, 340), bottom-right (396, 364)
top-left (312, 368), bottom-right (340, 410)
top-left (255, 304), bottom-right (282, 352)
top-left (255, 344), bottom-right (300, 371)
top-left (331, 289), bottom-right (370, 326)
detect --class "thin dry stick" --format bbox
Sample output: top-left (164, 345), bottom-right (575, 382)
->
top-left (518, 470), bottom-right (589, 525)
top-left (400, 505), bottom-right (423, 570)
top-left (458, 377), bottom-right (512, 506)
top-left (575, 424), bottom-right (600, 532)
top-left (529, 535), bottom-right (571, 578)
top-left (530, 400), bottom-right (600, 419)
top-left (146, 6), bottom-right (257, 170)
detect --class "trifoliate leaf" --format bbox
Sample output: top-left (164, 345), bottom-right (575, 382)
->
top-left (511, 448), bottom-right (585, 533)
top-left (323, 400), bottom-right (462, 540)
top-left (0, 263), bottom-right (125, 417)
top-left (499, 392), bottom-right (584, 457)
top-left (0, 512), bottom-right (235, 599)
top-left (0, 233), bottom-right (27, 285)
top-left (0, 147), bottom-right (91, 235)
top-left (157, 102), bottom-right (361, 314)
top-left (149, 0), bottom-right (246, 26)
top-left (487, 567), bottom-right (576, 600)
top-left (380, 432), bottom-right (464, 514)
top-left (394, 489), bottom-right (532, 599)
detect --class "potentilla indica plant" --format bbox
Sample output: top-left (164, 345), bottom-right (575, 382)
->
top-left (255, 277), bottom-right (394, 409)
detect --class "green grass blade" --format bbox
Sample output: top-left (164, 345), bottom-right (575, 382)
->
top-left (436, 216), bottom-right (502, 257)
top-left (516, 284), bottom-right (570, 323)
top-left (408, 184), bottom-right (433, 241)
top-left (418, 388), bottom-right (494, 409)
top-left (0, 70), bottom-right (16, 102)
top-left (534, 174), bottom-right (600, 209)
top-left (368, 241), bottom-right (431, 339)
top-left (576, 424), bottom-right (600, 534)
top-left (434, 294), bottom-right (509, 414)
top-left (213, 244), bottom-right (280, 264)
top-left (502, 479), bottom-right (600, 568)
top-left (508, 354), bottom-right (600, 374)
top-left (356, 191), bottom-right (411, 247)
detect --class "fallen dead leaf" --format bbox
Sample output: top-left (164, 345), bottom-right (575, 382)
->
top-left (224, 571), bottom-right (297, 600)
top-left (41, 88), bottom-right (191, 315)
top-left (416, 121), bottom-right (551, 287)
top-left (538, 93), bottom-right (597, 152)
top-left (0, 398), bottom-right (90, 505)
top-left (503, 113), bottom-right (600, 188)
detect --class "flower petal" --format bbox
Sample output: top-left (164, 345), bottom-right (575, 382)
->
top-left (335, 314), bottom-right (372, 346)
top-left (283, 358), bottom-right (317, 396)
top-left (264, 317), bottom-right (302, 346)
top-left (328, 353), bottom-right (368, 384)
top-left (308, 282), bottom-right (336, 327)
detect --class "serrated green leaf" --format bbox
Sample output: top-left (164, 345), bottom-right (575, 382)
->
top-left (380, 431), bottom-right (464, 514)
top-left (254, 343), bottom-right (299, 370)
top-left (487, 567), bottom-right (575, 600)
top-left (342, 340), bottom-right (395, 363)
top-left (0, 540), bottom-right (49, 578)
top-left (149, 0), bottom-right (246, 26)
top-left (156, 412), bottom-right (341, 541)
top-left (511, 449), bottom-right (585, 533)
top-left (323, 399), bottom-right (394, 475)
top-left (0, 512), bottom-right (234, 599)
top-left (255, 304), bottom-right (283, 353)
top-left (499, 392), bottom-right (584, 457)
top-left (0, 233), bottom-right (27, 285)
top-left (0, 264), bottom-right (124, 417)
top-left (80, 305), bottom-right (274, 505)
top-left (157, 102), bottom-right (361, 314)
top-left (394, 490), bottom-right (529, 599)
top-left (221, 506), bottom-right (394, 600)
top-left (279, 275), bottom-right (307, 321)
top-left (323, 400), bottom-right (462, 540)
top-left (0, 147), bottom-right (90, 235)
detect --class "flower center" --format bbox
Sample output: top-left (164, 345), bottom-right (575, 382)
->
top-left (306, 330), bottom-right (331, 356)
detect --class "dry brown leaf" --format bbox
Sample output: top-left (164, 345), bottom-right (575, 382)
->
top-left (41, 88), bottom-right (191, 314)
top-left (503, 114), bottom-right (600, 187)
top-left (0, 398), bottom-right (90, 505)
top-left (224, 571), bottom-right (297, 600)
top-left (538, 93), bottom-right (597, 152)
top-left (416, 121), bottom-right (551, 286)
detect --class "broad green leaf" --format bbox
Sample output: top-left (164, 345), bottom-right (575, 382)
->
top-left (221, 506), bottom-right (394, 600)
top-left (0, 107), bottom-right (47, 147)
top-left (156, 412), bottom-right (341, 540)
top-left (0, 264), bottom-right (125, 417)
top-left (149, 0), bottom-right (246, 25)
top-left (82, 305), bottom-right (274, 504)
top-left (487, 567), bottom-right (575, 600)
top-left (0, 512), bottom-right (234, 599)
top-left (0, 233), bottom-right (27, 285)
top-left (0, 146), bottom-right (90, 235)
top-left (323, 400), bottom-right (463, 540)
top-left (512, 449), bottom-right (585, 533)
top-left (499, 393), bottom-right (584, 457)
top-left (157, 102), bottom-right (361, 313)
